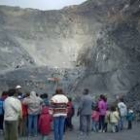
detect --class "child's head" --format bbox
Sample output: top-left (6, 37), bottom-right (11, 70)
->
top-left (68, 97), bottom-right (72, 102)
top-left (110, 105), bottom-right (116, 112)
top-left (94, 106), bottom-right (99, 112)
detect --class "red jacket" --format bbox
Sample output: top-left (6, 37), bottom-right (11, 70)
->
top-left (67, 101), bottom-right (75, 118)
top-left (22, 103), bottom-right (28, 117)
top-left (38, 107), bottom-right (52, 135)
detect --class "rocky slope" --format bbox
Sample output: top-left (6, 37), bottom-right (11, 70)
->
top-left (0, 0), bottom-right (140, 102)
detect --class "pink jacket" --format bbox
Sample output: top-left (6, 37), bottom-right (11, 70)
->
top-left (98, 100), bottom-right (107, 116)
top-left (91, 111), bottom-right (99, 122)
top-left (38, 107), bottom-right (52, 135)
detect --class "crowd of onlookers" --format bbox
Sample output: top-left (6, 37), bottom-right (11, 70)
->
top-left (77, 89), bottom-right (135, 135)
top-left (0, 85), bottom-right (136, 140)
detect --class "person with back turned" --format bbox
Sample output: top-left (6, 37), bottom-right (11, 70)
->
top-left (50, 88), bottom-right (68, 140)
top-left (4, 89), bottom-right (22, 140)
top-left (78, 89), bottom-right (93, 135)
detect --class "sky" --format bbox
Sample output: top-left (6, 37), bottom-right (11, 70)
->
top-left (0, 0), bottom-right (86, 10)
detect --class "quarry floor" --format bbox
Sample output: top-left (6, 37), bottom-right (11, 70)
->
top-left (0, 116), bottom-right (140, 140)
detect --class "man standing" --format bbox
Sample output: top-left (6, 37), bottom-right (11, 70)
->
top-left (78, 89), bottom-right (93, 135)
top-left (50, 88), bottom-right (68, 140)
top-left (117, 98), bottom-right (127, 130)
top-left (4, 89), bottom-right (22, 140)
top-left (15, 85), bottom-right (23, 97)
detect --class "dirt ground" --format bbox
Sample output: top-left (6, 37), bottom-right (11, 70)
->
top-left (0, 116), bottom-right (140, 140)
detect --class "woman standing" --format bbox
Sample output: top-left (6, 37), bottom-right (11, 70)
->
top-left (50, 88), bottom-right (68, 140)
top-left (98, 95), bottom-right (107, 132)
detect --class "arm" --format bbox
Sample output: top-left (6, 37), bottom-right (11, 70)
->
top-left (78, 98), bottom-right (84, 112)
top-left (11, 100), bottom-right (22, 119)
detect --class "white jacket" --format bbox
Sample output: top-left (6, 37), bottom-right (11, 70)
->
top-left (118, 102), bottom-right (127, 117)
top-left (4, 96), bottom-right (22, 121)
top-left (22, 91), bottom-right (43, 115)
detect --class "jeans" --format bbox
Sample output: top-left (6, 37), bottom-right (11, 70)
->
top-left (53, 116), bottom-right (65, 140)
top-left (99, 115), bottom-right (105, 131)
top-left (110, 123), bottom-right (118, 133)
top-left (4, 121), bottom-right (18, 140)
top-left (28, 114), bottom-right (38, 136)
top-left (19, 116), bottom-right (27, 136)
top-left (65, 117), bottom-right (73, 130)
top-left (92, 120), bottom-right (99, 132)
top-left (118, 116), bottom-right (125, 130)
top-left (128, 121), bottom-right (132, 129)
top-left (0, 114), bottom-right (4, 130)
top-left (81, 115), bottom-right (91, 134)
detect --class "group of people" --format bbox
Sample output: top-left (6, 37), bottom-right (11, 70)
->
top-left (78, 89), bottom-right (135, 135)
top-left (0, 86), bottom-right (135, 140)
top-left (0, 86), bottom-right (74, 140)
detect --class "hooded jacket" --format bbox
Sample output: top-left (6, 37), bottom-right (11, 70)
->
top-left (38, 107), bottom-right (52, 135)
top-left (23, 91), bottom-right (43, 115)
top-left (98, 99), bottom-right (107, 116)
top-left (117, 102), bottom-right (127, 117)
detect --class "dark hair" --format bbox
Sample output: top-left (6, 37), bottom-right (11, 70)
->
top-left (68, 97), bottom-right (72, 102)
top-left (40, 94), bottom-right (44, 99)
top-left (110, 105), bottom-right (116, 112)
top-left (25, 92), bottom-right (30, 97)
top-left (43, 93), bottom-right (48, 98)
top-left (95, 106), bottom-right (99, 112)
top-left (100, 94), bottom-right (107, 101)
top-left (83, 89), bottom-right (89, 95)
top-left (1, 91), bottom-right (8, 96)
top-left (119, 98), bottom-right (124, 102)
top-left (8, 89), bottom-right (16, 97)
top-left (100, 94), bottom-right (104, 99)
top-left (55, 88), bottom-right (63, 95)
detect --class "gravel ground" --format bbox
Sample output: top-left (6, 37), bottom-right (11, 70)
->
top-left (0, 117), bottom-right (140, 140)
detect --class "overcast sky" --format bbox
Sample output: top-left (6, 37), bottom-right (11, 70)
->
top-left (0, 0), bottom-right (86, 10)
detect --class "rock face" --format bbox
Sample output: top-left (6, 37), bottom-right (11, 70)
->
top-left (0, 0), bottom-right (140, 102)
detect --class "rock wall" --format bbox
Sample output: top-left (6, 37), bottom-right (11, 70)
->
top-left (0, 0), bottom-right (140, 102)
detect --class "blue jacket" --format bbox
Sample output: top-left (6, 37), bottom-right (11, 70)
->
top-left (126, 110), bottom-right (135, 121)
top-left (0, 99), bottom-right (4, 115)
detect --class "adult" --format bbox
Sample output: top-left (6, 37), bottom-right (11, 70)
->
top-left (98, 95), bottom-right (107, 132)
top-left (4, 89), bottom-right (22, 140)
top-left (50, 88), bottom-right (68, 140)
top-left (78, 89), bottom-right (93, 135)
top-left (22, 91), bottom-right (43, 137)
top-left (117, 98), bottom-right (127, 130)
top-left (15, 85), bottom-right (23, 97)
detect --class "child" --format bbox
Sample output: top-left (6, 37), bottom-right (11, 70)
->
top-left (91, 106), bottom-right (100, 132)
top-left (110, 106), bottom-right (119, 133)
top-left (39, 106), bottom-right (52, 140)
top-left (126, 107), bottom-right (135, 129)
top-left (104, 107), bottom-right (111, 132)
top-left (65, 97), bottom-right (75, 131)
